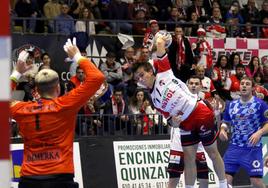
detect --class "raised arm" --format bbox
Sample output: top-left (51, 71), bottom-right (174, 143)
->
top-left (58, 38), bottom-right (105, 109)
top-left (153, 35), bottom-right (172, 73)
top-left (10, 50), bottom-right (32, 90)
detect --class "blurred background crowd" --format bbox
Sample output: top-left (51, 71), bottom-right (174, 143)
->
top-left (10, 0), bottom-right (268, 137)
top-left (9, 0), bottom-right (268, 37)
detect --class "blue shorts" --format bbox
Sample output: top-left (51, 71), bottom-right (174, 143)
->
top-left (224, 144), bottom-right (263, 177)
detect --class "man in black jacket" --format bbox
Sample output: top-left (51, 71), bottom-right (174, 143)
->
top-left (168, 26), bottom-right (195, 83)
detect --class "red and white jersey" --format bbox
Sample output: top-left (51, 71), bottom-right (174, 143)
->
top-left (170, 127), bottom-right (204, 152)
top-left (143, 30), bottom-right (155, 51)
top-left (201, 76), bottom-right (216, 99)
top-left (254, 85), bottom-right (268, 98)
top-left (225, 75), bottom-right (241, 99)
top-left (227, 75), bottom-right (240, 92)
top-left (151, 54), bottom-right (198, 120)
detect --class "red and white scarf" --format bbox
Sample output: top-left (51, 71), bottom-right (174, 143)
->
top-left (176, 37), bottom-right (185, 69)
top-left (198, 40), bottom-right (213, 69)
top-left (111, 96), bottom-right (125, 115)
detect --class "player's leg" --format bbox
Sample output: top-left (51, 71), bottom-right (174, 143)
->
top-left (243, 147), bottom-right (265, 188)
top-left (250, 177), bottom-right (265, 188)
top-left (183, 143), bottom-right (198, 187)
top-left (196, 152), bottom-right (209, 188)
top-left (180, 101), bottom-right (225, 187)
top-left (180, 129), bottom-right (201, 187)
top-left (168, 177), bottom-right (180, 188)
top-left (224, 173), bottom-right (233, 186)
top-left (203, 141), bottom-right (227, 187)
top-left (198, 179), bottom-right (209, 188)
top-left (199, 123), bottom-right (227, 187)
top-left (222, 144), bottom-right (241, 186)
top-left (181, 130), bottom-right (199, 187)
top-left (194, 102), bottom-right (227, 188)
top-left (167, 150), bottom-right (184, 188)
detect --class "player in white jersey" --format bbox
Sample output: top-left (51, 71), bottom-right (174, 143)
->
top-left (132, 36), bottom-right (227, 188)
top-left (167, 76), bottom-right (209, 188)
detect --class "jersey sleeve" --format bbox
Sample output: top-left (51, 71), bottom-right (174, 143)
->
top-left (10, 100), bottom-right (26, 118)
top-left (56, 57), bottom-right (105, 110)
top-left (210, 79), bottom-right (216, 93)
top-left (153, 54), bottom-right (171, 73)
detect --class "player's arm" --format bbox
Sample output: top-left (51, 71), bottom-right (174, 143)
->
top-left (219, 101), bottom-right (232, 141)
top-left (10, 51), bottom-right (32, 115)
top-left (155, 36), bottom-right (166, 57)
top-left (249, 103), bottom-right (268, 146)
top-left (171, 115), bottom-right (182, 128)
top-left (154, 36), bottom-right (171, 73)
top-left (265, 156), bottom-right (268, 167)
top-left (249, 122), bottom-right (268, 146)
top-left (10, 50), bottom-right (32, 90)
top-left (58, 38), bottom-right (105, 109)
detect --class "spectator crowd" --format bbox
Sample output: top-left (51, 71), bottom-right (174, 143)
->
top-left (10, 0), bottom-right (268, 38)
top-left (10, 0), bottom-right (268, 137)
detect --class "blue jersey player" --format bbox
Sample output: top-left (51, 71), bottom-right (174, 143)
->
top-left (219, 77), bottom-right (268, 188)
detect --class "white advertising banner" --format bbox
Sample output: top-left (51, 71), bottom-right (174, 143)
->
top-left (114, 140), bottom-right (219, 188)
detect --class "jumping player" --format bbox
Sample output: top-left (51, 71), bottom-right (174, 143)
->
top-left (132, 36), bottom-right (227, 188)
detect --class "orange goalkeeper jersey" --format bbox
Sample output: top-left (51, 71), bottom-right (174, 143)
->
top-left (10, 57), bottom-right (105, 176)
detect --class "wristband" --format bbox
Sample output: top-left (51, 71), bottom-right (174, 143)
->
top-left (221, 123), bottom-right (228, 129)
top-left (73, 53), bottom-right (82, 64)
top-left (10, 70), bottom-right (22, 82)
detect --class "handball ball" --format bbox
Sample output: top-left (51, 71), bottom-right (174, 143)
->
top-left (154, 30), bottom-right (172, 48)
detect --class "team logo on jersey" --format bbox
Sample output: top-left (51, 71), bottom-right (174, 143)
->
top-left (169, 154), bottom-right (181, 164)
top-left (264, 110), bottom-right (268, 118)
top-left (248, 108), bottom-right (256, 114)
top-left (232, 106), bottom-right (239, 115)
top-left (159, 80), bottom-right (165, 86)
top-left (179, 129), bottom-right (191, 135)
top-left (172, 79), bottom-right (178, 84)
top-left (252, 160), bottom-right (261, 168)
top-left (162, 89), bottom-right (176, 109)
top-left (200, 125), bottom-right (206, 132)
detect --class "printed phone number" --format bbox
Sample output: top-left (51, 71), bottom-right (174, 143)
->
top-left (122, 182), bottom-right (170, 188)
